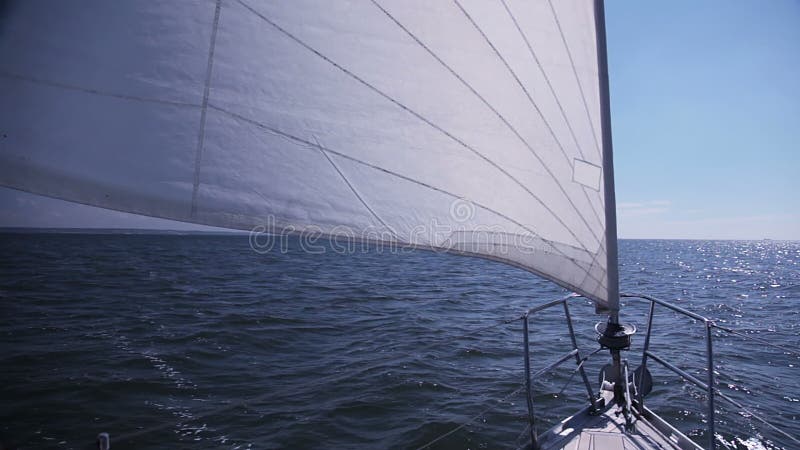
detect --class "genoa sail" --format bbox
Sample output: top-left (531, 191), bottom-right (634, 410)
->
top-left (0, 0), bottom-right (618, 308)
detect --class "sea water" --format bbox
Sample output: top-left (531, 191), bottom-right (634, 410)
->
top-left (1, 234), bottom-right (797, 449)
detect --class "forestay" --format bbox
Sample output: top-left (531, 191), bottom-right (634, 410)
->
top-left (0, 0), bottom-right (615, 307)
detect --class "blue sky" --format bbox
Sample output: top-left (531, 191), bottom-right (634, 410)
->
top-left (0, 0), bottom-right (797, 239)
top-left (608, 0), bottom-right (799, 239)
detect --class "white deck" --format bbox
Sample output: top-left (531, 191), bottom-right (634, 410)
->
top-left (536, 393), bottom-right (702, 450)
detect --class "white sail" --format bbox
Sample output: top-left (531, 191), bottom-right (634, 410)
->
top-left (0, 0), bottom-right (616, 307)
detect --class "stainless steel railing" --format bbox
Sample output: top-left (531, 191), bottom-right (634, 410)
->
top-left (621, 292), bottom-right (717, 450)
top-left (519, 292), bottom-right (797, 450)
top-left (621, 292), bottom-right (799, 450)
top-left (520, 293), bottom-right (598, 449)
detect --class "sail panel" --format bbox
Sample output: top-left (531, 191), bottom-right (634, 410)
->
top-left (0, 0), bottom-right (612, 305)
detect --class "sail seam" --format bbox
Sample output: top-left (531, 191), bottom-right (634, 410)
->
top-left (576, 240), bottom-right (605, 292)
top-left (370, 0), bottom-right (604, 244)
top-left (452, 0), bottom-right (604, 240)
top-left (312, 136), bottom-right (401, 241)
top-left (234, 0), bottom-right (598, 255)
top-left (0, 66), bottom-right (599, 284)
top-left (547, 0), bottom-right (602, 159)
top-left (500, 0), bottom-right (605, 220)
top-left (500, 0), bottom-right (600, 160)
top-left (0, 70), bottom-right (201, 109)
top-left (207, 102), bottom-right (605, 288)
top-left (190, 0), bottom-right (222, 219)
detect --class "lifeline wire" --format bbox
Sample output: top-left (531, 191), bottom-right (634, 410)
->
top-left (555, 347), bottom-right (604, 398)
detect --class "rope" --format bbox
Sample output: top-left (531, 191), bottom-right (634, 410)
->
top-left (413, 384), bottom-right (526, 450)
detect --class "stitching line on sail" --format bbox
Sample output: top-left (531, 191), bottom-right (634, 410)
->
top-left (452, 0), bottom-right (604, 238)
top-left (312, 135), bottom-right (401, 241)
top-left (234, 0), bottom-right (598, 256)
top-left (207, 102), bottom-right (605, 289)
top-left (576, 241), bottom-right (606, 301)
top-left (0, 3), bottom-right (608, 298)
top-left (0, 70), bottom-right (201, 108)
top-left (499, 0), bottom-right (600, 160)
top-left (370, 0), bottom-right (604, 243)
top-left (500, 0), bottom-right (605, 217)
top-left (190, 0), bottom-right (222, 219)
top-left (546, 0), bottom-right (602, 158)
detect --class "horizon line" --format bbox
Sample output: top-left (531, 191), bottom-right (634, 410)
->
top-left (0, 226), bottom-right (795, 242)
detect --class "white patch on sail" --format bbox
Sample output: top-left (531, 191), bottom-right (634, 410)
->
top-left (572, 159), bottom-right (602, 191)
